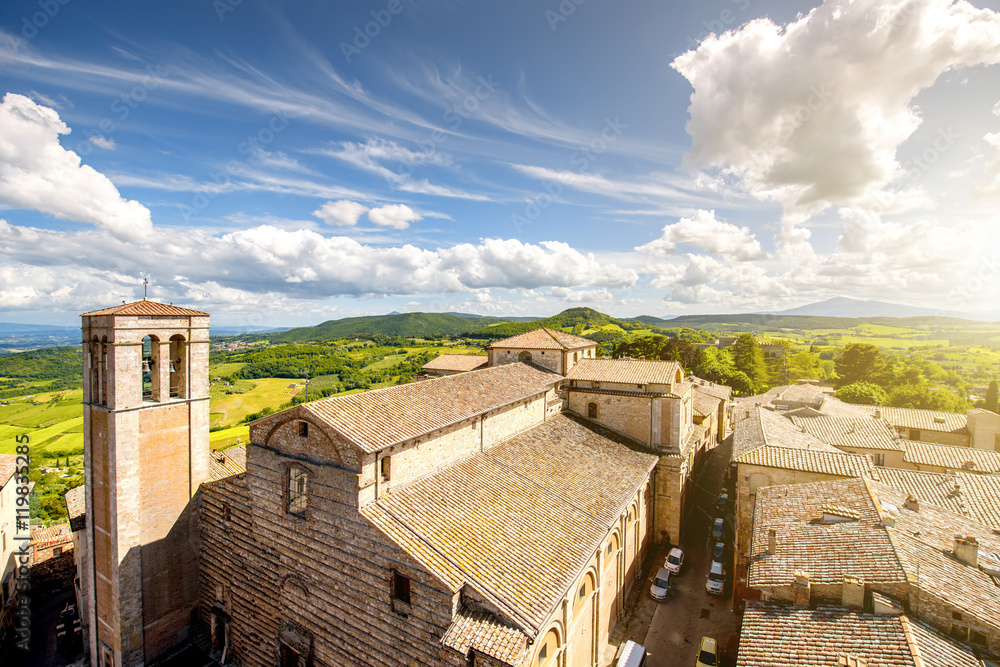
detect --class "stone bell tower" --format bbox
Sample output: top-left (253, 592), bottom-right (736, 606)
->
top-left (81, 301), bottom-right (211, 667)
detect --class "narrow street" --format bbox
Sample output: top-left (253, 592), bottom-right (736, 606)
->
top-left (609, 432), bottom-right (741, 666)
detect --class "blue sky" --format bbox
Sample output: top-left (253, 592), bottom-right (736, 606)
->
top-left (1, 0), bottom-right (999, 326)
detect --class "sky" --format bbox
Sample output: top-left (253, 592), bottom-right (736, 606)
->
top-left (1, 0), bottom-right (999, 327)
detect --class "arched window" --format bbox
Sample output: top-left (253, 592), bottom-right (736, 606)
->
top-left (169, 334), bottom-right (187, 398)
top-left (588, 402), bottom-right (598, 419)
top-left (535, 628), bottom-right (560, 667)
top-left (99, 336), bottom-right (109, 405)
top-left (518, 351), bottom-right (532, 362)
top-left (573, 352), bottom-right (578, 362)
top-left (573, 572), bottom-right (596, 619)
top-left (142, 335), bottom-right (156, 401)
top-left (287, 466), bottom-right (308, 516)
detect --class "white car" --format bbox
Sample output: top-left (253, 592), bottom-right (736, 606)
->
top-left (665, 547), bottom-right (685, 575)
top-left (705, 560), bottom-right (725, 596)
top-left (649, 567), bottom-right (673, 601)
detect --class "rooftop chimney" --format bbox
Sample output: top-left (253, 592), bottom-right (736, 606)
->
top-left (792, 570), bottom-right (811, 606)
top-left (767, 528), bottom-right (777, 555)
top-left (903, 495), bottom-right (919, 512)
top-left (953, 535), bottom-right (979, 567)
top-left (841, 575), bottom-right (864, 609)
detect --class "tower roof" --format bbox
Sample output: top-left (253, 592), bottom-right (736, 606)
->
top-left (487, 327), bottom-right (595, 351)
top-left (81, 300), bottom-right (209, 317)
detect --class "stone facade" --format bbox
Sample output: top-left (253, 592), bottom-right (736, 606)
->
top-left (81, 302), bottom-right (211, 667)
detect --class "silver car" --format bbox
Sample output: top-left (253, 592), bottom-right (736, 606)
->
top-left (665, 547), bottom-right (685, 575)
top-left (650, 567), bottom-right (673, 601)
top-left (705, 560), bottom-right (725, 596)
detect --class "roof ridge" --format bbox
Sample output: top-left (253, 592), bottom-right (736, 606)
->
top-left (898, 615), bottom-right (925, 667)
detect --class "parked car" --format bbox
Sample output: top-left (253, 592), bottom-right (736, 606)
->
top-left (665, 547), bottom-right (685, 575)
top-left (712, 541), bottom-right (725, 561)
top-left (617, 639), bottom-right (648, 667)
top-left (705, 560), bottom-right (726, 596)
top-left (716, 493), bottom-right (729, 512)
top-left (711, 517), bottom-right (725, 541)
top-left (649, 567), bottom-right (673, 601)
top-left (695, 636), bottom-right (719, 667)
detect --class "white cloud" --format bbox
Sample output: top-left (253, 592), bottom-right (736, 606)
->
top-left (671, 0), bottom-right (1000, 213)
top-left (312, 200), bottom-right (369, 226)
top-left (89, 135), bottom-right (116, 150)
top-left (367, 204), bottom-right (421, 230)
top-left (0, 93), bottom-right (153, 240)
top-left (974, 132), bottom-right (1000, 196)
top-left (636, 210), bottom-right (767, 261)
top-left (0, 220), bottom-right (638, 309)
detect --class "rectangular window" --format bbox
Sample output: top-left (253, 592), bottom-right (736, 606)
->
top-left (873, 453), bottom-right (885, 466)
top-left (381, 456), bottom-right (392, 482)
top-left (53, 546), bottom-right (62, 557)
top-left (950, 624), bottom-right (969, 642)
top-left (392, 571), bottom-right (411, 605)
top-left (288, 468), bottom-right (308, 516)
top-left (911, 428), bottom-right (921, 440)
top-left (298, 421), bottom-right (308, 437)
top-left (538, 645), bottom-right (547, 662)
top-left (279, 643), bottom-right (301, 667)
top-left (969, 628), bottom-right (989, 647)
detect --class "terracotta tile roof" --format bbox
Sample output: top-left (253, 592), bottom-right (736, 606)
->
top-left (687, 377), bottom-right (733, 401)
top-left (304, 363), bottom-right (559, 453)
top-left (81, 300), bottom-right (209, 317)
top-left (0, 454), bottom-right (17, 487)
top-left (421, 354), bottom-right (489, 373)
top-left (774, 384), bottom-right (826, 406)
top-left (902, 440), bottom-right (1000, 473)
top-left (565, 359), bottom-right (683, 386)
top-left (872, 467), bottom-right (1000, 528)
top-left (441, 606), bottom-right (527, 664)
top-left (209, 445), bottom-right (247, 481)
top-left (30, 522), bottom-right (72, 547)
top-left (738, 603), bottom-right (980, 667)
top-left (693, 390), bottom-right (722, 417)
top-left (487, 327), bottom-right (595, 351)
top-left (64, 485), bottom-right (86, 532)
top-left (361, 413), bottom-right (657, 633)
top-left (790, 415), bottom-right (905, 452)
top-left (750, 478), bottom-right (901, 587)
top-left (733, 406), bottom-right (848, 461)
top-left (863, 406), bottom-right (968, 434)
top-left (749, 476), bottom-right (1000, 630)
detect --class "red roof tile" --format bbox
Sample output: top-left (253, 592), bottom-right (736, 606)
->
top-left (81, 300), bottom-right (209, 317)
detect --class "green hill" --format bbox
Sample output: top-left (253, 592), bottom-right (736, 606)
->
top-left (270, 312), bottom-right (507, 342)
top-left (0, 346), bottom-right (80, 381)
top-left (465, 307), bottom-right (644, 340)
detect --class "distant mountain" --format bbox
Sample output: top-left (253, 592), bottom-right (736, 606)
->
top-left (270, 312), bottom-right (510, 342)
top-left (211, 326), bottom-right (289, 336)
top-left (665, 312), bottom-right (979, 331)
top-left (771, 297), bottom-right (949, 319)
top-left (627, 315), bottom-right (673, 326)
top-left (0, 322), bottom-right (76, 334)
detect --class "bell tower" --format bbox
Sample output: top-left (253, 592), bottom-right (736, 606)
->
top-left (81, 301), bottom-right (211, 667)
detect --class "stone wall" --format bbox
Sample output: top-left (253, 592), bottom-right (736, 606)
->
top-left (566, 391), bottom-right (652, 446)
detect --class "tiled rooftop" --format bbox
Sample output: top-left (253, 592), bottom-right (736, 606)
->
top-left (864, 405), bottom-right (969, 434)
top-left (421, 354), bottom-right (489, 372)
top-left (693, 390), bottom-right (722, 417)
top-left (566, 358), bottom-right (683, 386)
top-left (441, 605), bottom-right (527, 664)
top-left (209, 445), bottom-right (247, 481)
top-left (487, 327), bottom-right (595, 351)
top-left (81, 300), bottom-right (210, 317)
top-left (64, 484), bottom-right (86, 532)
top-left (790, 415), bottom-right (905, 451)
top-left (774, 384), bottom-right (826, 406)
top-left (304, 362), bottom-right (559, 453)
top-left (361, 413), bottom-right (658, 633)
top-left (0, 454), bottom-right (17, 486)
top-left (732, 406), bottom-right (848, 461)
top-left (872, 467), bottom-right (1000, 528)
top-left (737, 445), bottom-right (874, 478)
top-left (902, 440), bottom-right (1000, 473)
top-left (30, 522), bottom-right (72, 546)
top-left (738, 603), bottom-right (980, 667)
top-left (687, 377), bottom-right (733, 401)
top-left (749, 476), bottom-right (1000, 630)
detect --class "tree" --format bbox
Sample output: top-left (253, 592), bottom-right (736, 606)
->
top-left (731, 334), bottom-right (768, 394)
top-left (835, 382), bottom-right (888, 405)
top-left (988, 379), bottom-right (999, 414)
top-left (834, 343), bottom-right (888, 388)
